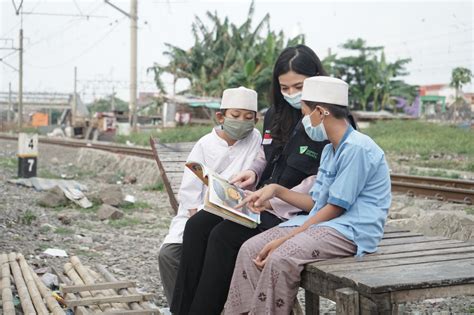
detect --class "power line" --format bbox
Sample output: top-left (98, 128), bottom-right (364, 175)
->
top-left (23, 2), bottom-right (107, 50)
top-left (24, 16), bottom-right (126, 70)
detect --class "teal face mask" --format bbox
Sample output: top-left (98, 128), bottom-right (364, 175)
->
top-left (222, 117), bottom-right (255, 140)
top-left (282, 92), bottom-right (302, 109)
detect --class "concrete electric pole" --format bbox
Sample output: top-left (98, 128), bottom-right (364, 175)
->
top-left (104, 0), bottom-right (138, 132)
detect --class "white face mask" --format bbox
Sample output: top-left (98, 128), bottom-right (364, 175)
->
top-left (282, 92), bottom-right (302, 109)
top-left (302, 109), bottom-right (330, 142)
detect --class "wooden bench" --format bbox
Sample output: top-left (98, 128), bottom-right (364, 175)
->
top-left (301, 226), bottom-right (474, 314)
top-left (149, 137), bottom-right (194, 214)
top-left (149, 137), bottom-right (474, 314)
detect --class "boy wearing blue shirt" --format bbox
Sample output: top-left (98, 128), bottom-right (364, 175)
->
top-left (223, 76), bottom-right (391, 315)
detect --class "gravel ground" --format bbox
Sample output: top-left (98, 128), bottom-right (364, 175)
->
top-left (0, 139), bottom-right (473, 314)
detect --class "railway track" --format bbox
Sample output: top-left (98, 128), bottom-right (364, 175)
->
top-left (1, 134), bottom-right (473, 204)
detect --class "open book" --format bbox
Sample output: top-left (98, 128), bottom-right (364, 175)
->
top-left (186, 161), bottom-right (260, 228)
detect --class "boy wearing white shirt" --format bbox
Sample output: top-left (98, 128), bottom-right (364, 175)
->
top-left (158, 86), bottom-right (262, 306)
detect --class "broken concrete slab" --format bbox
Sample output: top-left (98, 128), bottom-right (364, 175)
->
top-left (37, 186), bottom-right (68, 208)
top-left (99, 186), bottom-right (124, 206)
top-left (97, 204), bottom-right (124, 220)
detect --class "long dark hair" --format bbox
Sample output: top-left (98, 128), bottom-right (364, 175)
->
top-left (270, 45), bottom-right (327, 145)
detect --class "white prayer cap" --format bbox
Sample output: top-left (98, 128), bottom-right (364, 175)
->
top-left (301, 76), bottom-right (349, 107)
top-left (220, 86), bottom-right (258, 112)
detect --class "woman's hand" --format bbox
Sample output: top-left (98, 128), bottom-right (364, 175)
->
top-left (230, 170), bottom-right (257, 189)
top-left (253, 237), bottom-right (287, 270)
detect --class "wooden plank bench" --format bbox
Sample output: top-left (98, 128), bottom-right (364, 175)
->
top-left (149, 137), bottom-right (474, 314)
top-left (149, 137), bottom-right (194, 214)
top-left (301, 226), bottom-right (474, 314)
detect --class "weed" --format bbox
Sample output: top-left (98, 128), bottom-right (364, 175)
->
top-left (21, 210), bottom-right (37, 225)
top-left (54, 227), bottom-right (74, 235)
top-left (144, 182), bottom-right (164, 191)
top-left (0, 157), bottom-right (17, 170)
top-left (108, 217), bottom-right (142, 228)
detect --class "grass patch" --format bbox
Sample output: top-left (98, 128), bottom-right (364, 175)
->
top-left (119, 201), bottom-right (152, 213)
top-left (408, 167), bottom-right (461, 179)
top-left (78, 203), bottom-right (101, 214)
top-left (144, 181), bottom-right (164, 191)
top-left (465, 207), bottom-right (474, 216)
top-left (38, 169), bottom-right (62, 179)
top-left (364, 120), bottom-right (474, 171)
top-left (0, 157), bottom-right (17, 170)
top-left (21, 210), bottom-right (37, 225)
top-left (39, 225), bottom-right (52, 233)
top-left (54, 227), bottom-right (74, 235)
top-left (108, 217), bottom-right (142, 228)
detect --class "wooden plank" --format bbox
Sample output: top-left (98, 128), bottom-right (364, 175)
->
top-left (308, 245), bottom-right (474, 267)
top-left (161, 164), bottom-right (186, 172)
top-left (379, 236), bottom-right (448, 246)
top-left (150, 138), bottom-right (179, 214)
top-left (377, 240), bottom-right (465, 254)
top-left (61, 281), bottom-right (136, 293)
top-left (383, 226), bottom-right (410, 233)
top-left (315, 252), bottom-right (474, 274)
top-left (335, 288), bottom-right (359, 315)
top-left (329, 259), bottom-right (474, 294)
top-left (65, 293), bottom-right (154, 307)
top-left (390, 283), bottom-right (474, 304)
top-left (304, 290), bottom-right (320, 315)
top-left (381, 232), bottom-right (423, 239)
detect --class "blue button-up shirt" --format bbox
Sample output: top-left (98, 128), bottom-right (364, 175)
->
top-left (280, 125), bottom-right (391, 256)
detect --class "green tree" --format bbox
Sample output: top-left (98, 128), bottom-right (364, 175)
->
top-left (149, 1), bottom-right (304, 109)
top-left (450, 67), bottom-right (472, 99)
top-left (325, 38), bottom-right (416, 111)
top-left (88, 96), bottom-right (128, 114)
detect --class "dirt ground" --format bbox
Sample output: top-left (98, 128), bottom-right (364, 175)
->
top-left (0, 139), bottom-right (473, 314)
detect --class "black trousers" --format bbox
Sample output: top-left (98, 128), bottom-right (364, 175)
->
top-left (170, 210), bottom-right (282, 315)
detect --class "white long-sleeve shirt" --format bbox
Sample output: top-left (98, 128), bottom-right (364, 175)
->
top-left (162, 127), bottom-right (262, 245)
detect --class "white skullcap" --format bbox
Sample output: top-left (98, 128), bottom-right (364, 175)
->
top-left (220, 86), bottom-right (258, 112)
top-left (302, 76), bottom-right (349, 107)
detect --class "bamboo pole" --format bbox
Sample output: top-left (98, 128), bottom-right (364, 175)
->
top-left (17, 253), bottom-right (49, 315)
top-left (96, 264), bottom-right (158, 311)
top-left (8, 252), bottom-right (36, 314)
top-left (70, 256), bottom-right (114, 312)
top-left (28, 265), bottom-right (66, 315)
top-left (64, 262), bottom-right (101, 313)
top-left (56, 267), bottom-right (90, 315)
top-left (1, 253), bottom-right (15, 315)
top-left (86, 266), bottom-right (129, 310)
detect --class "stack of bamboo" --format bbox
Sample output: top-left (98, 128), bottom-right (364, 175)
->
top-left (60, 256), bottom-right (161, 315)
top-left (1, 253), bottom-right (161, 315)
top-left (1, 252), bottom-right (65, 315)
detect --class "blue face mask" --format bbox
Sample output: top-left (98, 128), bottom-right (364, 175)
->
top-left (302, 109), bottom-right (329, 142)
top-left (282, 92), bottom-right (302, 109)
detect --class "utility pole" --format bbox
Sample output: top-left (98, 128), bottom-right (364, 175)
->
top-left (130, 0), bottom-right (138, 131)
top-left (8, 82), bottom-right (12, 123)
top-left (111, 86), bottom-right (116, 111)
top-left (73, 66), bottom-right (77, 125)
top-left (18, 28), bottom-right (23, 129)
top-left (104, 0), bottom-right (138, 132)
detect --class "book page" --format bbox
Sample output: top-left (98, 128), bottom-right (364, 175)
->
top-left (208, 175), bottom-right (260, 223)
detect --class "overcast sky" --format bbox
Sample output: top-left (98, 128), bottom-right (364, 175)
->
top-left (1, 0), bottom-right (473, 102)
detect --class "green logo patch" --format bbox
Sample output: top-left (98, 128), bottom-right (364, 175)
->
top-left (299, 146), bottom-right (308, 154)
top-left (305, 149), bottom-right (319, 159)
